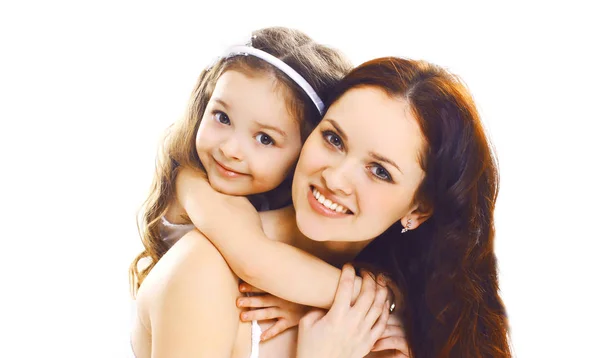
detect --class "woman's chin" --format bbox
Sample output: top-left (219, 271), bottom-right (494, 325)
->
top-left (295, 217), bottom-right (328, 242)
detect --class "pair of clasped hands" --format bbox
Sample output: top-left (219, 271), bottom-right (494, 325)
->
top-left (236, 264), bottom-right (410, 358)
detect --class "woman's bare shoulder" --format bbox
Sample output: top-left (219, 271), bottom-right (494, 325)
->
top-left (137, 229), bottom-right (239, 320)
top-left (135, 229), bottom-right (243, 357)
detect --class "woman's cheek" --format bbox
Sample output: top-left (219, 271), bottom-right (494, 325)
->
top-left (364, 189), bottom-right (394, 217)
top-left (303, 152), bottom-right (328, 174)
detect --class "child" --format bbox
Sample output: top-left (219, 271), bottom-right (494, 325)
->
top-left (129, 27), bottom-right (353, 353)
top-left (130, 27), bottom-right (350, 288)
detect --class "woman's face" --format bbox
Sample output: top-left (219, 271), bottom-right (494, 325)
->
top-left (292, 86), bottom-right (427, 242)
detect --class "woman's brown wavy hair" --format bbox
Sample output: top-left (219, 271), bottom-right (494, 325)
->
top-left (129, 27), bottom-right (351, 295)
top-left (343, 58), bottom-right (511, 357)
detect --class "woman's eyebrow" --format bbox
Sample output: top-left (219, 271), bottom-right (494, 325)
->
top-left (324, 118), bottom-right (347, 141)
top-left (369, 151), bottom-right (403, 174)
top-left (325, 118), bottom-right (403, 174)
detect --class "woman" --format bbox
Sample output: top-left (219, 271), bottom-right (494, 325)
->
top-left (138, 57), bottom-right (511, 357)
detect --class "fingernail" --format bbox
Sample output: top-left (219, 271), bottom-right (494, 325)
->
top-left (241, 312), bottom-right (248, 320)
top-left (237, 299), bottom-right (246, 307)
top-left (239, 285), bottom-right (247, 292)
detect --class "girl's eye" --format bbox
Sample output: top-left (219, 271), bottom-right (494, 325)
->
top-left (322, 130), bottom-right (343, 149)
top-left (214, 111), bottom-right (230, 125)
top-left (368, 164), bottom-right (392, 182)
top-left (255, 133), bottom-right (275, 146)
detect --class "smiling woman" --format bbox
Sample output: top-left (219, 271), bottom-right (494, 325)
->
top-left (174, 56), bottom-right (511, 357)
top-left (292, 87), bottom-right (429, 243)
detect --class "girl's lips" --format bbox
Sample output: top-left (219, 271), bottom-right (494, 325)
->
top-left (214, 158), bottom-right (246, 178)
top-left (306, 186), bottom-right (352, 218)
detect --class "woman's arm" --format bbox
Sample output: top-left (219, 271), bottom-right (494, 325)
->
top-left (136, 229), bottom-right (241, 358)
top-left (175, 167), bottom-right (363, 309)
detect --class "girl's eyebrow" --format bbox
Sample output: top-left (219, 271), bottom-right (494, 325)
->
top-left (252, 120), bottom-right (287, 138)
top-left (213, 97), bottom-right (286, 138)
top-left (213, 98), bottom-right (230, 110)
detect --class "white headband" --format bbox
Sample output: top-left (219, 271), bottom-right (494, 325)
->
top-left (223, 45), bottom-right (325, 115)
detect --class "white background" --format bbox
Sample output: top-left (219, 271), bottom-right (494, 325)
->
top-left (1, 1), bottom-right (598, 357)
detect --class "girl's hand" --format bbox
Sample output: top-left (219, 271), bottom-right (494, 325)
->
top-left (175, 166), bottom-right (262, 232)
top-left (237, 282), bottom-right (309, 341)
top-left (296, 264), bottom-right (391, 358)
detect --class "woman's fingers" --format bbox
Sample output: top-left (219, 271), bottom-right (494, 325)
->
top-left (371, 334), bottom-right (409, 354)
top-left (380, 324), bottom-right (405, 339)
top-left (363, 275), bottom-right (389, 327)
top-left (351, 270), bottom-right (378, 319)
top-left (299, 308), bottom-right (326, 328)
top-left (369, 300), bottom-right (390, 344)
top-left (330, 264), bottom-right (356, 315)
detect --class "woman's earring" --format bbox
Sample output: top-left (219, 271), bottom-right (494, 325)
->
top-left (401, 218), bottom-right (412, 234)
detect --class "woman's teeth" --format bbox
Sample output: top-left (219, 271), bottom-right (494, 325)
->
top-left (312, 187), bottom-right (350, 214)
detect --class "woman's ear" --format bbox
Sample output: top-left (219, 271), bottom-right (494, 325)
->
top-left (399, 203), bottom-right (432, 232)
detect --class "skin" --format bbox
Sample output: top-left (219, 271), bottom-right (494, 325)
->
top-left (133, 86), bottom-right (425, 357)
top-left (292, 86), bottom-right (429, 244)
top-left (196, 69), bottom-right (302, 196)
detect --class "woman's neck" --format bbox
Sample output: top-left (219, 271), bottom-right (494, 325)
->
top-left (265, 206), bottom-right (375, 268)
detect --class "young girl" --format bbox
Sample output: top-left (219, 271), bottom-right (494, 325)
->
top-left (129, 27), bottom-right (356, 357)
top-left (174, 57), bottom-right (511, 357)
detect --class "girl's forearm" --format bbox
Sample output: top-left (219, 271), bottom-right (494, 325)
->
top-left (211, 225), bottom-right (362, 309)
top-left (175, 167), bottom-right (362, 308)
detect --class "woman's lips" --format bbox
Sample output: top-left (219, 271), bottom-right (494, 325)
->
top-left (306, 185), bottom-right (352, 218)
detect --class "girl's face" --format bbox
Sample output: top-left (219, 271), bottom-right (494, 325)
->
top-left (196, 69), bottom-right (303, 196)
top-left (292, 86), bottom-right (427, 242)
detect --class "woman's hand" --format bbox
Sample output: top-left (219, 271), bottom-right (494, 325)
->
top-left (296, 264), bottom-right (391, 358)
top-left (368, 280), bottom-right (411, 357)
top-left (368, 323), bottom-right (410, 357)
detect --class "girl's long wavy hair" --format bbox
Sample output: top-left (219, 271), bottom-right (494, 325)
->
top-left (129, 27), bottom-right (351, 295)
top-left (344, 58), bottom-right (511, 357)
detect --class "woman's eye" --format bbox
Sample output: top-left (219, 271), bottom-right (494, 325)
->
top-left (214, 111), bottom-right (230, 125)
top-left (322, 130), bottom-right (343, 149)
top-left (255, 133), bottom-right (275, 146)
top-left (369, 165), bottom-right (392, 182)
